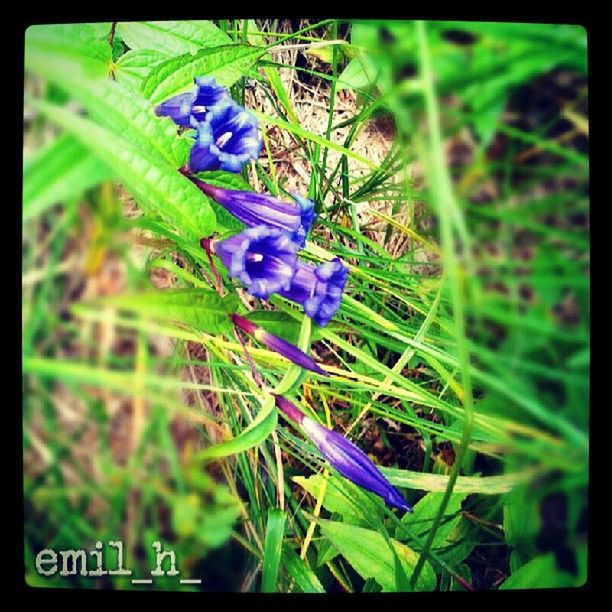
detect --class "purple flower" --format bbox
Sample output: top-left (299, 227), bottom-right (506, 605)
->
top-left (154, 77), bottom-right (230, 127)
top-left (279, 258), bottom-right (348, 326)
top-left (209, 226), bottom-right (300, 299)
top-left (191, 181), bottom-right (315, 247)
top-left (231, 314), bottom-right (327, 376)
top-left (189, 101), bottom-right (262, 173)
top-left (273, 395), bottom-right (411, 512)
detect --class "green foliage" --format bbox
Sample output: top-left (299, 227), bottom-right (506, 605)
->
top-left (117, 20), bottom-right (232, 55)
top-left (23, 19), bottom-right (589, 593)
top-left (23, 134), bottom-right (113, 222)
top-left (96, 288), bottom-right (239, 334)
top-left (319, 520), bottom-right (437, 591)
top-left (197, 395), bottom-right (278, 461)
top-left (142, 45), bottom-right (265, 104)
top-left (500, 547), bottom-right (587, 589)
top-left (261, 509), bottom-right (287, 592)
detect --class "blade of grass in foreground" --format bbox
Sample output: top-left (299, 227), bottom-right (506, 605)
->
top-left (261, 509), bottom-right (286, 592)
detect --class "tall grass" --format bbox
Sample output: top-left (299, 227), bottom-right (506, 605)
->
top-left (23, 19), bottom-right (588, 591)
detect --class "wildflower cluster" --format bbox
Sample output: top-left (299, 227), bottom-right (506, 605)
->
top-left (156, 77), bottom-right (262, 172)
top-left (161, 78), bottom-right (348, 328)
top-left (157, 78), bottom-right (409, 512)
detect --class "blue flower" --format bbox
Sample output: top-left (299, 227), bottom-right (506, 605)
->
top-left (209, 226), bottom-right (300, 299)
top-left (230, 314), bottom-right (327, 376)
top-left (279, 258), bottom-right (348, 326)
top-left (154, 77), bottom-right (230, 127)
top-left (191, 181), bottom-right (315, 247)
top-left (189, 101), bottom-right (262, 173)
top-left (273, 395), bottom-right (412, 512)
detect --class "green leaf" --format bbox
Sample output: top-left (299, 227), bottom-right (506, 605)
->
top-left (319, 520), bottom-right (436, 592)
top-left (198, 394), bottom-right (277, 461)
top-left (293, 473), bottom-right (378, 525)
top-left (380, 466), bottom-right (530, 494)
top-left (25, 46), bottom-right (182, 168)
top-left (30, 98), bottom-right (216, 240)
top-left (282, 545), bottom-right (325, 593)
top-left (500, 547), bottom-right (587, 589)
top-left (246, 311), bottom-right (303, 345)
top-left (337, 53), bottom-right (379, 91)
top-left (23, 134), bottom-right (112, 221)
top-left (142, 44), bottom-right (265, 104)
top-left (398, 491), bottom-right (467, 549)
top-left (117, 20), bottom-right (231, 56)
top-left (261, 509), bottom-right (286, 592)
top-left (114, 48), bottom-right (170, 91)
top-left (25, 23), bottom-right (111, 77)
top-left (96, 289), bottom-right (238, 334)
top-left (503, 483), bottom-right (541, 563)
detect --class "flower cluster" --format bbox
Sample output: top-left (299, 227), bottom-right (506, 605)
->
top-left (156, 77), bottom-right (262, 173)
top-left (156, 79), bottom-right (410, 513)
top-left (159, 78), bottom-right (347, 327)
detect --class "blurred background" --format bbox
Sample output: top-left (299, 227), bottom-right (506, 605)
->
top-left (23, 20), bottom-right (588, 591)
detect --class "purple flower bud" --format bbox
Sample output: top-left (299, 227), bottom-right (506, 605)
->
top-left (192, 181), bottom-right (315, 248)
top-left (231, 314), bottom-right (327, 376)
top-left (279, 258), bottom-right (348, 327)
top-left (154, 76), bottom-right (231, 127)
top-left (210, 226), bottom-right (300, 299)
top-left (302, 416), bottom-right (412, 512)
top-left (273, 395), bottom-right (411, 512)
top-left (189, 101), bottom-right (262, 173)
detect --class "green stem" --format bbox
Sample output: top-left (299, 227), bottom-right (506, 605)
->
top-left (410, 20), bottom-right (475, 588)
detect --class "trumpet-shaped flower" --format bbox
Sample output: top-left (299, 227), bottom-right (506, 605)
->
top-left (154, 77), bottom-right (230, 127)
top-left (191, 181), bottom-right (315, 247)
top-left (209, 226), bottom-right (300, 299)
top-left (273, 395), bottom-right (411, 512)
top-left (189, 101), bottom-right (262, 173)
top-left (230, 314), bottom-right (327, 376)
top-left (279, 258), bottom-right (348, 326)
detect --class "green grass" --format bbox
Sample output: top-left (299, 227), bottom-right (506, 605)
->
top-left (23, 19), bottom-right (588, 591)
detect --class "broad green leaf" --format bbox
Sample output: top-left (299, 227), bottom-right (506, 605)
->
top-left (293, 473), bottom-right (379, 525)
top-left (195, 170), bottom-right (253, 191)
top-left (261, 509), bottom-right (286, 592)
top-left (23, 134), bottom-right (112, 221)
top-left (25, 47), bottom-right (182, 167)
top-left (198, 394), bottom-right (277, 461)
top-left (500, 547), bottom-right (587, 589)
top-left (319, 520), bottom-right (436, 592)
top-left (337, 54), bottom-right (379, 91)
top-left (142, 44), bottom-right (265, 104)
top-left (398, 491), bottom-right (467, 548)
top-left (30, 98), bottom-right (216, 240)
top-left (246, 311), bottom-right (303, 345)
top-left (503, 483), bottom-right (541, 562)
top-left (96, 289), bottom-right (239, 334)
top-left (282, 545), bottom-right (325, 593)
top-left (118, 20), bottom-right (231, 56)
top-left (381, 466), bottom-right (530, 494)
top-left (25, 23), bottom-right (111, 77)
top-left (114, 48), bottom-right (170, 91)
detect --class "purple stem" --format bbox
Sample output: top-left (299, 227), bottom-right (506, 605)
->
top-left (273, 395), bottom-right (306, 425)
